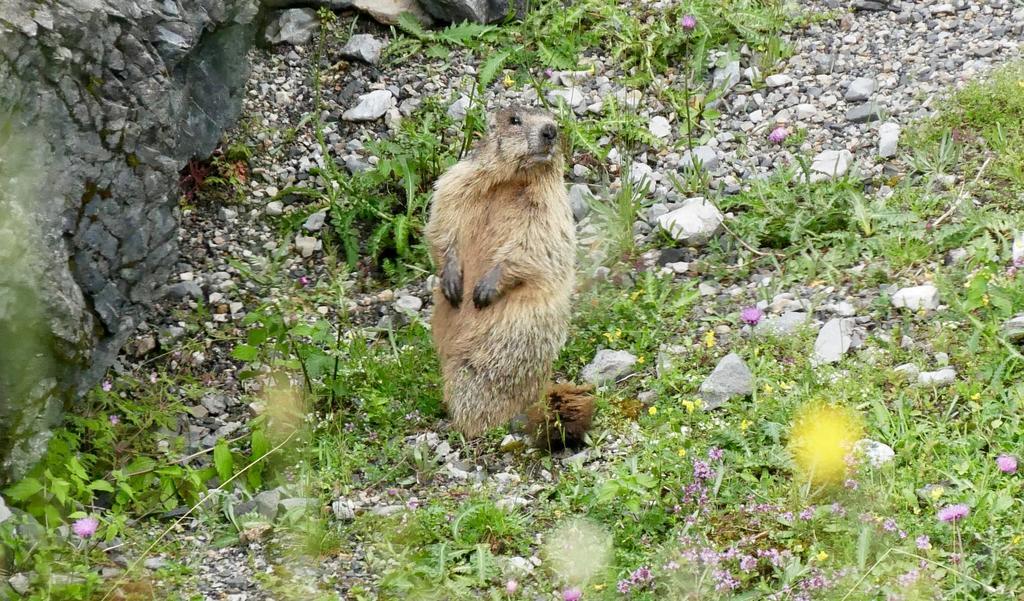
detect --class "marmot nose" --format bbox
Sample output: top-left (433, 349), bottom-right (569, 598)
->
top-left (540, 123), bottom-right (557, 143)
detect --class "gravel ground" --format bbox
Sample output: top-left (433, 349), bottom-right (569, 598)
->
top-left (111, 1), bottom-right (1023, 597)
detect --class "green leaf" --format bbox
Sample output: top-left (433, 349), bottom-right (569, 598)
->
top-left (4, 477), bottom-right (43, 501)
top-left (396, 12), bottom-right (431, 41)
top-left (214, 440), bottom-right (234, 483)
top-left (478, 50), bottom-right (510, 90)
top-left (232, 344), bottom-right (260, 362)
top-left (857, 525), bottom-right (872, 570)
top-left (89, 480), bottom-right (115, 493)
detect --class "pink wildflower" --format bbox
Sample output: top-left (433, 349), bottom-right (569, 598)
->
top-left (916, 535), bottom-right (931, 550)
top-left (740, 306), bottom-right (764, 325)
top-left (505, 580), bottom-right (518, 595)
top-left (937, 504), bottom-right (969, 523)
top-left (768, 126), bottom-right (789, 144)
top-left (563, 587), bottom-right (582, 601)
top-left (72, 517), bottom-right (99, 538)
top-left (681, 15), bottom-right (697, 31)
top-left (109, 415), bottom-right (120, 425)
top-left (996, 454), bottom-right (1017, 474)
top-left (101, 380), bottom-right (112, 392)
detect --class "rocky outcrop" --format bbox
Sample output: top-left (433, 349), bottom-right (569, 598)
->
top-left (0, 0), bottom-right (260, 484)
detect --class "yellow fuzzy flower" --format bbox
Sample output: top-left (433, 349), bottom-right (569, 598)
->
top-left (740, 419), bottom-right (751, 431)
top-left (787, 404), bottom-right (863, 485)
top-left (636, 356), bottom-right (645, 364)
top-left (503, 73), bottom-right (515, 87)
top-left (816, 551), bottom-right (828, 561)
top-left (930, 486), bottom-right (944, 500)
top-left (677, 448), bottom-right (687, 458)
top-left (704, 330), bottom-right (716, 348)
top-left (648, 406), bottom-right (658, 416)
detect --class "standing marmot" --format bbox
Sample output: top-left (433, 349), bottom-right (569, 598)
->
top-left (426, 106), bottom-right (592, 442)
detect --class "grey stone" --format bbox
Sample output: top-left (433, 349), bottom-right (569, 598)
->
top-left (894, 363), bottom-right (920, 382)
top-left (878, 122), bottom-right (901, 158)
top-left (764, 74), bottom-right (793, 88)
top-left (655, 197), bottom-right (724, 246)
top-left (0, 495), bottom-right (10, 524)
top-left (447, 95), bottom-right (471, 120)
top-left (648, 116), bottom-right (671, 139)
top-left (846, 102), bottom-right (884, 123)
top-left (918, 367), bottom-right (956, 387)
top-left (680, 145), bottom-right (719, 172)
top-left (1002, 314), bottom-right (1024, 342)
top-left (279, 497), bottom-right (319, 514)
top-left (352, 0), bottom-right (434, 25)
top-left (699, 353), bottom-right (753, 409)
top-left (581, 349), bottom-right (637, 385)
top-left (294, 235), bottom-right (322, 257)
top-left (567, 184), bottom-right (592, 222)
top-left (0, 0), bottom-right (259, 484)
top-left (8, 573), bottom-right (29, 595)
top-left (809, 149), bottom-right (853, 182)
top-left (266, 201), bottom-right (285, 216)
top-left (394, 295), bottom-right (423, 314)
top-left (754, 312), bottom-right (810, 337)
top-left (547, 88), bottom-right (585, 108)
top-left (200, 393), bottom-right (228, 415)
top-left (265, 9), bottom-right (318, 46)
top-left (342, 90), bottom-right (395, 122)
top-left (712, 61), bottom-right (741, 94)
top-left (303, 210), bottom-right (327, 232)
top-left (844, 77), bottom-right (877, 102)
top-left (418, 0), bottom-right (524, 23)
top-left (340, 34), bottom-right (385, 65)
top-left (331, 498), bottom-right (356, 521)
top-left (812, 318), bottom-right (855, 365)
top-left (143, 558), bottom-right (168, 570)
top-left (254, 489), bottom-right (282, 520)
top-left (891, 285), bottom-right (939, 310)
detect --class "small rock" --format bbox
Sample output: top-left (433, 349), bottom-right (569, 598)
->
top-left (754, 312), bottom-right (810, 337)
top-left (581, 349), bottom-right (638, 385)
top-left (394, 295), bottom-right (423, 314)
top-left (934, 352), bottom-right (949, 367)
top-left (699, 353), bottom-right (754, 409)
top-left (369, 504), bottom-right (405, 516)
top-left (331, 499), bottom-right (356, 521)
top-left (809, 149), bottom-right (853, 182)
top-left (712, 61), bottom-right (741, 93)
top-left (878, 122), bottom-right (900, 158)
top-left (342, 90), bottom-right (395, 122)
top-left (680, 145), bottom-right (719, 171)
top-left (303, 210), bottom-right (327, 232)
top-left (655, 197), bottom-right (724, 246)
top-left (649, 115), bottom-right (672, 139)
top-left (547, 88), bottom-right (585, 107)
top-left (254, 489), bottom-right (282, 521)
top-left (0, 495), bottom-right (11, 524)
top-left (200, 393), bottom-right (228, 415)
top-left (265, 9), bottom-right (318, 46)
top-left (447, 95), bottom-right (471, 120)
top-left (918, 367), bottom-right (956, 387)
top-left (130, 334), bottom-right (157, 357)
top-left (340, 33), bottom-right (385, 65)
top-left (266, 201), bottom-right (284, 216)
top-left (853, 439), bottom-right (895, 467)
top-left (893, 363), bottom-right (920, 382)
top-left (294, 235), bottom-right (322, 258)
top-left (795, 103), bottom-right (817, 119)
top-left (891, 285), bottom-right (939, 311)
top-left (1001, 314), bottom-right (1024, 342)
top-left (279, 498), bottom-right (319, 514)
top-left (143, 557), bottom-right (168, 570)
top-left (844, 77), bottom-right (877, 102)
top-left (567, 184), bottom-right (592, 222)
top-left (846, 102), bottom-right (884, 124)
top-left (812, 318), bottom-right (855, 365)
top-left (764, 73), bottom-right (792, 88)
top-left (8, 573), bottom-right (29, 594)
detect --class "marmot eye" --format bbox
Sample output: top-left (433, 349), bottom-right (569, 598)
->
top-left (509, 115), bottom-right (521, 125)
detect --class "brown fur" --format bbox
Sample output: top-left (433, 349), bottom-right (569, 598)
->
top-left (426, 106), bottom-right (575, 438)
top-left (525, 383), bottom-right (596, 451)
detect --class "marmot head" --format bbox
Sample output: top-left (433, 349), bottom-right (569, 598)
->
top-left (483, 106), bottom-right (564, 174)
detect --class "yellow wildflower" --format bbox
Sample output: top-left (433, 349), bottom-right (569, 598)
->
top-left (794, 543), bottom-right (804, 553)
top-left (930, 486), bottom-right (944, 500)
top-left (780, 381), bottom-right (793, 391)
top-left (648, 406), bottom-right (658, 416)
top-left (971, 393), bottom-right (981, 401)
top-left (682, 400), bottom-right (695, 413)
top-left (593, 584), bottom-right (606, 591)
top-left (704, 330), bottom-right (716, 348)
top-left (503, 73), bottom-right (515, 87)
top-left (787, 404), bottom-right (863, 485)
top-left (1013, 534), bottom-right (1022, 545)
top-left (740, 419), bottom-right (751, 431)
top-left (982, 294), bottom-right (990, 306)
top-left (677, 448), bottom-right (687, 458)
top-left (816, 551), bottom-right (828, 561)
top-left (763, 384), bottom-right (774, 394)
top-left (636, 356), bottom-right (645, 364)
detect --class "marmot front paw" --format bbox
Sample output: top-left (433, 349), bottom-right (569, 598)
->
top-left (441, 261), bottom-right (463, 307)
top-left (472, 279), bottom-right (498, 309)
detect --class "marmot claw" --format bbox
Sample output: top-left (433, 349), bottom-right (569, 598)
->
top-left (441, 261), bottom-right (463, 307)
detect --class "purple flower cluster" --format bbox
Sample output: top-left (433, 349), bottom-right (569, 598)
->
top-left (740, 306), bottom-right (764, 325)
top-left (616, 566), bottom-right (654, 594)
top-left (937, 503), bottom-right (969, 523)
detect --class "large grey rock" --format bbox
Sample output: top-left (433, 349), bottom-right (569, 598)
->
top-left (680, 145), bottom-right (719, 172)
top-left (342, 90), bottom-right (396, 121)
top-left (340, 33), bottom-right (385, 65)
top-left (712, 61), bottom-right (741, 94)
top-left (809, 149), bottom-right (853, 182)
top-left (891, 285), bottom-right (939, 311)
top-left (567, 184), bottom-right (592, 222)
top-left (655, 197), bottom-right (723, 246)
top-left (846, 102), bottom-right (884, 124)
top-left (878, 122), bottom-right (901, 158)
top-left (351, 0), bottom-right (434, 25)
top-left (264, 8), bottom-right (318, 45)
top-left (812, 318), bottom-right (855, 365)
top-left (1003, 314), bottom-right (1024, 342)
top-left (754, 312), bottom-right (810, 337)
top-left (418, 0), bottom-right (525, 23)
top-left (699, 353), bottom-right (753, 409)
top-left (0, 495), bottom-right (11, 524)
top-left (918, 367), bottom-right (956, 387)
top-left (844, 77), bottom-right (876, 102)
top-left (0, 0), bottom-right (259, 485)
top-left (581, 350), bottom-right (637, 385)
